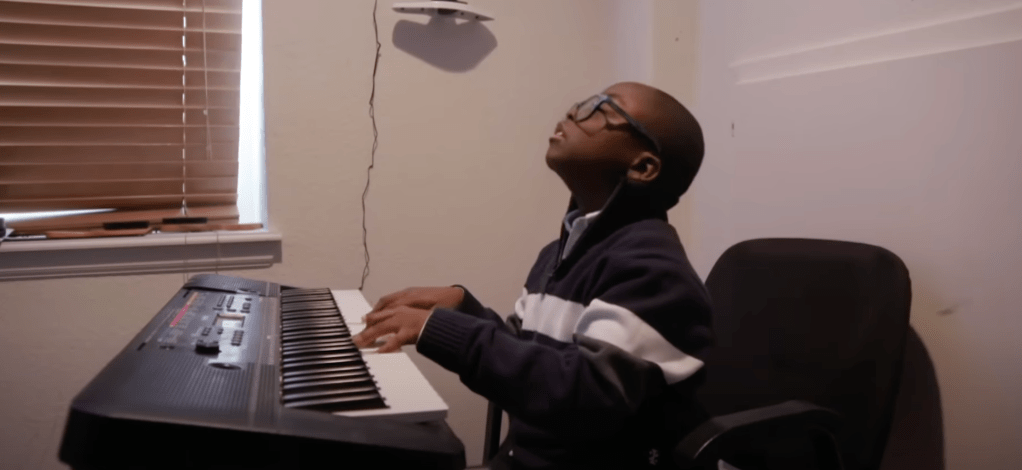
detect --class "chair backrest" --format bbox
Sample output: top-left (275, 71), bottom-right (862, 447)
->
top-left (697, 238), bottom-right (912, 470)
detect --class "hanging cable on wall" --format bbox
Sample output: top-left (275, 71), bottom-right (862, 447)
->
top-left (360, 0), bottom-right (382, 291)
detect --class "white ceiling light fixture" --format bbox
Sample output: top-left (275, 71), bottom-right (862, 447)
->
top-left (392, 0), bottom-right (494, 21)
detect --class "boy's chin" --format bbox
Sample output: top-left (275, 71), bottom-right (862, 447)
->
top-left (544, 151), bottom-right (558, 169)
top-left (545, 154), bottom-right (569, 175)
top-left (545, 148), bottom-right (574, 170)
top-left (544, 158), bottom-right (579, 187)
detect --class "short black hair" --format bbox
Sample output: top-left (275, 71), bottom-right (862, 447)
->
top-left (639, 88), bottom-right (705, 210)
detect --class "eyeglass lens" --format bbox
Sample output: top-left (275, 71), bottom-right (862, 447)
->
top-left (573, 95), bottom-right (601, 122)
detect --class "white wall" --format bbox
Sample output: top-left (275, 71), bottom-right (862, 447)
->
top-left (694, 1), bottom-right (1022, 468)
top-left (0, 1), bottom-right (700, 468)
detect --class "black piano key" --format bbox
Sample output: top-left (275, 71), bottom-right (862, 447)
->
top-left (281, 304), bottom-right (338, 312)
top-left (281, 337), bottom-right (356, 349)
top-left (281, 306), bottom-right (337, 312)
top-left (281, 313), bottom-right (341, 322)
top-left (281, 314), bottom-right (340, 324)
top-left (283, 367), bottom-right (369, 379)
top-left (281, 327), bottom-right (350, 338)
top-left (281, 364), bottom-right (367, 376)
top-left (281, 326), bottom-right (346, 336)
top-left (282, 349), bottom-right (360, 361)
top-left (282, 302), bottom-right (333, 311)
top-left (280, 320), bottom-right (345, 333)
top-left (282, 365), bottom-right (368, 379)
top-left (282, 287), bottom-right (332, 295)
top-left (281, 340), bottom-right (356, 352)
top-left (281, 287), bottom-right (332, 296)
top-left (281, 328), bottom-right (346, 338)
top-left (280, 297), bottom-right (334, 305)
top-left (280, 293), bottom-right (334, 302)
top-left (281, 355), bottom-right (365, 371)
top-left (282, 324), bottom-right (348, 334)
top-left (281, 340), bottom-right (355, 352)
top-left (281, 330), bottom-right (349, 342)
top-left (281, 309), bottom-right (339, 319)
top-left (282, 385), bottom-right (380, 403)
top-left (281, 359), bottom-right (366, 374)
top-left (281, 301), bottom-right (338, 313)
top-left (280, 344), bottom-right (357, 357)
top-left (281, 352), bottom-right (362, 365)
top-left (283, 393), bottom-right (387, 412)
top-left (281, 317), bottom-right (340, 327)
top-left (280, 327), bottom-right (347, 337)
top-left (281, 337), bottom-right (354, 349)
top-left (281, 310), bottom-right (340, 321)
top-left (282, 376), bottom-right (376, 392)
top-left (282, 370), bottom-right (371, 384)
top-left (282, 316), bottom-right (345, 324)
top-left (282, 345), bottom-right (358, 358)
top-left (280, 310), bottom-right (338, 320)
top-left (281, 317), bottom-right (344, 327)
top-left (277, 333), bottom-right (349, 343)
top-left (282, 297), bottom-right (335, 305)
top-left (280, 298), bottom-right (336, 306)
top-left (281, 313), bottom-right (341, 321)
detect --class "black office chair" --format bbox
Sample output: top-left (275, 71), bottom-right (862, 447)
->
top-left (482, 238), bottom-right (912, 470)
top-left (678, 238), bottom-right (912, 470)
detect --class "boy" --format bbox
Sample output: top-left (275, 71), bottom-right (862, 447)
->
top-left (353, 82), bottom-right (713, 470)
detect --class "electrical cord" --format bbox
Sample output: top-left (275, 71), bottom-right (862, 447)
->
top-left (360, 0), bottom-right (382, 291)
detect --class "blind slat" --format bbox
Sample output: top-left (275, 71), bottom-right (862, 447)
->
top-left (5, 194), bottom-right (237, 212)
top-left (0, 23), bottom-right (242, 52)
top-left (0, 64), bottom-right (240, 89)
top-left (0, 44), bottom-right (240, 71)
top-left (1, 177), bottom-right (237, 198)
top-left (0, 126), bottom-right (238, 145)
top-left (0, 63), bottom-right (240, 89)
top-left (0, 2), bottom-right (241, 33)
top-left (0, 107), bottom-right (239, 126)
top-left (0, 161), bottom-right (237, 181)
top-left (0, 143), bottom-right (239, 162)
top-left (2, 0), bottom-right (242, 14)
top-left (7, 203), bottom-right (239, 233)
top-left (0, 86), bottom-right (240, 108)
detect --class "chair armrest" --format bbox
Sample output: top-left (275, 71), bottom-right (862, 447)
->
top-left (674, 400), bottom-right (842, 469)
top-left (483, 401), bottom-right (503, 463)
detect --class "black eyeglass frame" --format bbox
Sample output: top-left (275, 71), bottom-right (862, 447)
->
top-left (570, 93), bottom-right (662, 154)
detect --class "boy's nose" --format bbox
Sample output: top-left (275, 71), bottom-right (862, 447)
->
top-left (565, 102), bottom-right (580, 120)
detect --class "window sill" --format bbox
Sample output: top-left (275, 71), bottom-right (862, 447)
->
top-left (0, 230), bottom-right (282, 282)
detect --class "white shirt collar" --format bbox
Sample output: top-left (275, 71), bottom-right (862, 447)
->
top-left (562, 209), bottom-right (600, 259)
top-left (563, 209), bottom-right (600, 231)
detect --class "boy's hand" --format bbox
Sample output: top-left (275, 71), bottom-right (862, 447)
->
top-left (371, 286), bottom-right (465, 313)
top-left (353, 306), bottom-right (432, 353)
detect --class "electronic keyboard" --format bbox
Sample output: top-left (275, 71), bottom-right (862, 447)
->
top-left (58, 274), bottom-right (465, 470)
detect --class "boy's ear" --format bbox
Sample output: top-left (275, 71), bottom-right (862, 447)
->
top-left (627, 152), bottom-right (661, 184)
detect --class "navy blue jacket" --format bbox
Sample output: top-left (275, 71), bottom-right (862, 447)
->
top-left (417, 182), bottom-right (713, 469)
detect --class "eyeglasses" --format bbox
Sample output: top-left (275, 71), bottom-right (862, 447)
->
top-left (569, 93), bottom-right (662, 154)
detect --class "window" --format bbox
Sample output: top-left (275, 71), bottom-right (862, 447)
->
top-left (0, 0), bottom-right (278, 281)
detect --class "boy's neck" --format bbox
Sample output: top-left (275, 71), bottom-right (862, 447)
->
top-left (570, 182), bottom-right (617, 214)
top-left (561, 174), bottom-right (623, 214)
top-left (573, 194), bottom-right (607, 215)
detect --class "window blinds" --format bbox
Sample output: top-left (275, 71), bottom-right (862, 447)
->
top-left (0, 0), bottom-right (243, 234)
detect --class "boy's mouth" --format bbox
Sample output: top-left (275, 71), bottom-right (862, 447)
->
top-left (550, 123), bottom-right (566, 142)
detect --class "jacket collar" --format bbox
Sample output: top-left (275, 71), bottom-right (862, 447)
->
top-left (555, 179), bottom-right (668, 266)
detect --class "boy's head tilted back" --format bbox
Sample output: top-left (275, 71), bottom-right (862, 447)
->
top-left (546, 82), bottom-right (704, 212)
